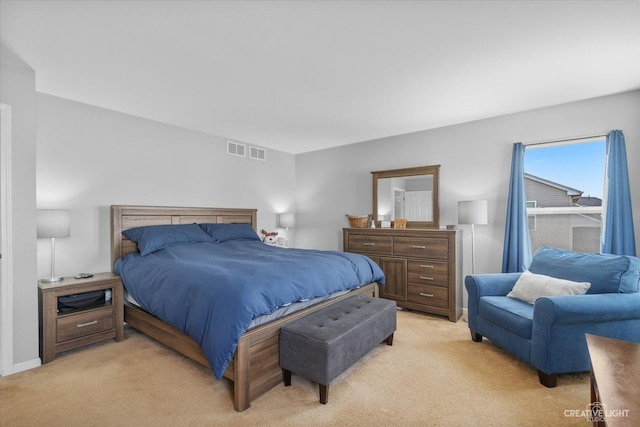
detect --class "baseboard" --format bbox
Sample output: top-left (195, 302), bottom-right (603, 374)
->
top-left (462, 308), bottom-right (468, 323)
top-left (3, 357), bottom-right (41, 376)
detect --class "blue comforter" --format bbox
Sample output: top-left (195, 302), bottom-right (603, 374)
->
top-left (114, 240), bottom-right (384, 379)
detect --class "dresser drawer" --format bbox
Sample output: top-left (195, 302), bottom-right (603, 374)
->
top-left (407, 284), bottom-right (449, 308)
top-left (407, 260), bottom-right (448, 286)
top-left (347, 235), bottom-right (393, 255)
top-left (394, 237), bottom-right (449, 259)
top-left (56, 306), bottom-right (114, 343)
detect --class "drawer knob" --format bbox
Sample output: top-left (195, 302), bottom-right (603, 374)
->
top-left (76, 320), bottom-right (99, 328)
top-left (419, 276), bottom-right (434, 281)
top-left (419, 292), bottom-right (434, 298)
top-left (420, 264), bottom-right (434, 268)
top-left (411, 245), bottom-right (426, 249)
top-left (362, 242), bottom-right (376, 246)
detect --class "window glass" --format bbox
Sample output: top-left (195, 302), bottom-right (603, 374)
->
top-left (524, 139), bottom-right (605, 253)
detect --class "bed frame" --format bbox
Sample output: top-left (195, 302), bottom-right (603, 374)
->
top-left (111, 205), bottom-right (378, 411)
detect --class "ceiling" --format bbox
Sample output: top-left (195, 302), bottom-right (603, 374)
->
top-left (1, 1), bottom-right (639, 154)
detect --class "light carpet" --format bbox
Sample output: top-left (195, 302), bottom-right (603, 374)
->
top-left (0, 310), bottom-right (590, 426)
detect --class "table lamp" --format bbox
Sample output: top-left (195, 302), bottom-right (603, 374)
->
top-left (37, 209), bottom-right (70, 282)
top-left (278, 212), bottom-right (295, 230)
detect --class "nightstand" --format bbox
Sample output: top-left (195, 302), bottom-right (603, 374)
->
top-left (38, 272), bottom-right (124, 363)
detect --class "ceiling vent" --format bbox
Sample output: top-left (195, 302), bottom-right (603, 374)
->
top-left (227, 141), bottom-right (246, 157)
top-left (249, 146), bottom-right (267, 161)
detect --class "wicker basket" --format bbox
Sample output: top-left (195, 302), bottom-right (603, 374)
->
top-left (346, 214), bottom-right (369, 228)
top-left (393, 218), bottom-right (407, 229)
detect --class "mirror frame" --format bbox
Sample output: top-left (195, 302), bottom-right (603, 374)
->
top-left (372, 164), bottom-right (440, 229)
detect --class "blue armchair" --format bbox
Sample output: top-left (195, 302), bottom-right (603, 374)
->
top-left (465, 246), bottom-right (640, 387)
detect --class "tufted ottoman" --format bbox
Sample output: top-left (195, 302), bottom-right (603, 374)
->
top-left (279, 295), bottom-right (396, 404)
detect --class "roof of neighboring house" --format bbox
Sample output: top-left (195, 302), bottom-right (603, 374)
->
top-left (524, 173), bottom-right (583, 197)
top-left (575, 196), bottom-right (602, 206)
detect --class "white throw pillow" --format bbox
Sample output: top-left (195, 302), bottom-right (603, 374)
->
top-left (507, 270), bottom-right (591, 304)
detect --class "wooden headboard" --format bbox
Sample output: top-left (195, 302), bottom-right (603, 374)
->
top-left (111, 205), bottom-right (257, 268)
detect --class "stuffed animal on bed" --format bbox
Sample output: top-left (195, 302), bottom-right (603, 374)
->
top-left (260, 229), bottom-right (278, 245)
top-left (260, 230), bottom-right (289, 247)
top-left (276, 236), bottom-right (288, 248)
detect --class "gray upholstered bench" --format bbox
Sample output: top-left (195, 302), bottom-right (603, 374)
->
top-left (279, 295), bottom-right (396, 404)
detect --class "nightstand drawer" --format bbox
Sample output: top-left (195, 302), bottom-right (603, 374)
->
top-left (394, 237), bottom-right (449, 259)
top-left (407, 284), bottom-right (449, 308)
top-left (56, 306), bottom-right (113, 343)
top-left (407, 260), bottom-right (448, 286)
top-left (347, 235), bottom-right (393, 255)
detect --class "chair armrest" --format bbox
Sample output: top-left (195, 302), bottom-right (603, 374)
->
top-left (534, 293), bottom-right (640, 326)
top-left (466, 273), bottom-right (522, 331)
top-left (465, 273), bottom-right (522, 299)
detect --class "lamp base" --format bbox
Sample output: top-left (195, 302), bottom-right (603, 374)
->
top-left (41, 276), bottom-right (64, 283)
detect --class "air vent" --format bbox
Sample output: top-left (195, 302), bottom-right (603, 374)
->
top-left (249, 146), bottom-right (266, 161)
top-left (227, 141), bottom-right (246, 157)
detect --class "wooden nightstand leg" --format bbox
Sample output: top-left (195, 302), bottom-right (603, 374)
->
top-left (40, 291), bottom-right (57, 364)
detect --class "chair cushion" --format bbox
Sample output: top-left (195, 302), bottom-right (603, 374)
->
top-left (478, 296), bottom-right (534, 339)
top-left (529, 246), bottom-right (639, 294)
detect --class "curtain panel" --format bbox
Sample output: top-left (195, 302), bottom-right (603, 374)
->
top-left (601, 130), bottom-right (636, 256)
top-left (502, 142), bottom-right (532, 272)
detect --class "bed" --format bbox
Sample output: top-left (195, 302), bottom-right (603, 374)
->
top-left (110, 205), bottom-right (382, 411)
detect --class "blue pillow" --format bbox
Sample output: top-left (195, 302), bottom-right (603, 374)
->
top-left (529, 246), bottom-right (637, 294)
top-left (620, 255), bottom-right (640, 293)
top-left (122, 224), bottom-right (213, 256)
top-left (199, 223), bottom-right (260, 243)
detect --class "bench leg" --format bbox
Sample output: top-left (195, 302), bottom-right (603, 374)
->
top-left (282, 368), bottom-right (292, 386)
top-left (384, 332), bottom-right (394, 346)
top-left (319, 383), bottom-right (329, 404)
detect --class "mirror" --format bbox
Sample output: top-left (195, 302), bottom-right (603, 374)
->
top-left (372, 165), bottom-right (440, 228)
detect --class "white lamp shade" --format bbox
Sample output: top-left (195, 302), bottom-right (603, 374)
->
top-left (278, 212), bottom-right (295, 229)
top-left (457, 200), bottom-right (488, 225)
top-left (37, 209), bottom-right (71, 238)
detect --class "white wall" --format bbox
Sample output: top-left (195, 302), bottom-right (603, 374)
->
top-left (15, 83), bottom-right (640, 368)
top-left (36, 94), bottom-right (296, 278)
top-left (0, 43), bottom-right (39, 371)
top-left (295, 90), bottom-right (640, 304)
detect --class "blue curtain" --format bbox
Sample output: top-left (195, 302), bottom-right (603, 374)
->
top-left (601, 130), bottom-right (636, 256)
top-left (502, 143), bottom-right (532, 272)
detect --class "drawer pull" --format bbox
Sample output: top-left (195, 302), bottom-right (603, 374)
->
top-left (76, 320), bottom-right (98, 328)
top-left (420, 276), bottom-right (434, 281)
top-left (419, 292), bottom-right (434, 298)
top-left (362, 242), bottom-right (376, 246)
top-left (411, 245), bottom-right (426, 249)
top-left (420, 264), bottom-right (434, 268)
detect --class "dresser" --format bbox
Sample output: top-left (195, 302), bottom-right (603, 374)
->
top-left (343, 228), bottom-right (462, 321)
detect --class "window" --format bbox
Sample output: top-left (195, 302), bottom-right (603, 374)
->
top-left (524, 138), bottom-right (605, 253)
